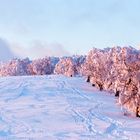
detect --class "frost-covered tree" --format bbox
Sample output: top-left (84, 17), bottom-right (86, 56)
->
top-left (81, 48), bottom-right (113, 90)
top-left (82, 46), bottom-right (140, 117)
top-left (28, 57), bottom-right (59, 75)
top-left (54, 57), bottom-right (75, 77)
top-left (0, 58), bottom-right (31, 76)
top-left (0, 57), bottom-right (59, 76)
top-left (0, 46), bottom-right (140, 117)
top-left (72, 55), bottom-right (86, 75)
top-left (54, 55), bottom-right (86, 77)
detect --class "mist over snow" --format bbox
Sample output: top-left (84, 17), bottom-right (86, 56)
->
top-left (11, 41), bottom-right (70, 60)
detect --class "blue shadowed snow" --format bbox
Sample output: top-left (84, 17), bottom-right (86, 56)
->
top-left (0, 75), bottom-right (139, 139)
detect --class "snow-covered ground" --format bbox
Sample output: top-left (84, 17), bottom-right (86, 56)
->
top-left (0, 75), bottom-right (139, 140)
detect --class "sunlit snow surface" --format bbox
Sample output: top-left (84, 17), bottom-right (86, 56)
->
top-left (0, 75), bottom-right (140, 140)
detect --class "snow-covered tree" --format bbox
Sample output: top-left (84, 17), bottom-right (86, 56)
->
top-left (28, 57), bottom-right (59, 75)
top-left (0, 57), bottom-right (59, 76)
top-left (0, 46), bottom-right (140, 117)
top-left (54, 57), bottom-right (75, 77)
top-left (0, 58), bottom-right (31, 76)
top-left (54, 55), bottom-right (86, 77)
top-left (82, 46), bottom-right (140, 116)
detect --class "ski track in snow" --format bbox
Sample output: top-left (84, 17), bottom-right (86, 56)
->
top-left (0, 75), bottom-right (139, 140)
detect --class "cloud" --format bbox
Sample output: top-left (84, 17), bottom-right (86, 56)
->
top-left (10, 40), bottom-right (70, 59)
top-left (0, 38), bottom-right (16, 61)
top-left (136, 44), bottom-right (140, 50)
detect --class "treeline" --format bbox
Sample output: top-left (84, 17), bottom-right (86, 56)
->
top-left (0, 55), bottom-right (85, 76)
top-left (0, 46), bottom-right (140, 117)
top-left (81, 46), bottom-right (140, 117)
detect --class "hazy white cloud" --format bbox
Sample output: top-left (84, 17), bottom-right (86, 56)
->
top-left (10, 40), bottom-right (70, 59)
top-left (0, 38), bottom-right (16, 61)
top-left (136, 43), bottom-right (140, 50)
top-left (0, 38), bottom-right (70, 60)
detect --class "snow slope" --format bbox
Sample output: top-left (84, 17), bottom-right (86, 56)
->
top-left (0, 75), bottom-right (139, 140)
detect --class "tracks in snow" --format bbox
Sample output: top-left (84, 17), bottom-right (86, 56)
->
top-left (0, 75), bottom-right (139, 139)
top-left (55, 76), bottom-right (129, 139)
